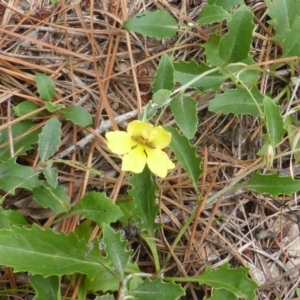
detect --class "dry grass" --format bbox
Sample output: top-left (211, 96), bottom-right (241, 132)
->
top-left (1, 0), bottom-right (300, 299)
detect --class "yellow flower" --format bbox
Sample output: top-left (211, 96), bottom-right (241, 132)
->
top-left (105, 120), bottom-right (175, 178)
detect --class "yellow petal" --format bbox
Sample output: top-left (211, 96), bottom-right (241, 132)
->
top-left (145, 147), bottom-right (175, 178)
top-left (122, 145), bottom-right (147, 173)
top-left (127, 120), bottom-right (153, 140)
top-left (148, 126), bottom-right (172, 149)
top-left (106, 131), bottom-right (135, 155)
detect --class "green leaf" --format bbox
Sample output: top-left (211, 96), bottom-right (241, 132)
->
top-left (30, 275), bottom-right (61, 300)
top-left (203, 34), bottom-right (225, 66)
top-left (170, 95), bottom-right (198, 139)
top-left (209, 86), bottom-right (264, 117)
top-left (282, 17), bottom-right (300, 57)
top-left (42, 167), bottom-right (58, 188)
top-left (152, 54), bottom-right (174, 93)
top-left (208, 0), bottom-right (244, 11)
top-left (129, 166), bottom-right (160, 235)
top-left (195, 262), bottom-right (258, 300)
top-left (33, 182), bottom-right (71, 213)
top-left (173, 60), bottom-right (228, 91)
top-left (151, 89), bottom-right (171, 106)
top-left (59, 106), bottom-right (93, 127)
top-left (263, 96), bottom-right (286, 148)
top-left (219, 5), bottom-right (255, 64)
top-left (204, 289), bottom-right (236, 300)
top-left (123, 10), bottom-right (178, 40)
top-left (13, 101), bottom-right (39, 117)
top-left (265, 0), bottom-right (300, 42)
top-left (38, 117), bottom-right (62, 162)
top-left (285, 116), bottom-right (300, 162)
top-left (0, 121), bottom-right (41, 161)
top-left (0, 158), bottom-right (41, 195)
top-left (68, 192), bottom-right (123, 226)
top-left (116, 196), bottom-right (137, 225)
top-left (0, 209), bottom-right (29, 228)
top-left (242, 172), bottom-right (300, 196)
top-left (95, 295), bottom-right (115, 300)
top-left (103, 224), bottom-right (133, 279)
top-left (35, 73), bottom-right (55, 102)
top-left (46, 102), bottom-right (65, 112)
top-left (198, 5), bottom-right (231, 25)
top-left (129, 277), bottom-right (185, 300)
top-left (0, 225), bottom-right (107, 278)
top-left (140, 102), bottom-right (158, 121)
top-left (0, 210), bottom-right (12, 229)
top-left (164, 127), bottom-right (203, 194)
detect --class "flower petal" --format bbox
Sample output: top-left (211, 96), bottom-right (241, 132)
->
top-left (122, 145), bottom-right (147, 173)
top-left (106, 131), bottom-right (135, 155)
top-left (148, 126), bottom-right (172, 149)
top-left (145, 147), bottom-right (175, 178)
top-left (127, 120), bottom-right (153, 140)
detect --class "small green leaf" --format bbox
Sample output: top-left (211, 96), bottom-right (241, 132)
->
top-left (0, 225), bottom-right (106, 278)
top-left (123, 10), bottom-right (178, 40)
top-left (103, 224), bottom-right (133, 279)
top-left (152, 54), bottom-right (174, 93)
top-left (164, 127), bottom-right (203, 194)
top-left (282, 17), bottom-right (300, 57)
top-left (13, 101), bottom-right (39, 117)
top-left (204, 289), bottom-right (237, 300)
top-left (198, 4), bottom-right (231, 25)
top-left (219, 5), bottom-right (255, 64)
top-left (173, 60), bottom-right (228, 91)
top-left (38, 117), bottom-right (62, 162)
top-left (209, 86), bottom-right (264, 117)
top-left (129, 166), bottom-right (160, 235)
top-left (0, 158), bottom-right (41, 195)
top-left (116, 197), bottom-right (137, 225)
top-left (129, 277), bottom-right (185, 300)
top-left (0, 121), bottom-right (41, 161)
top-left (35, 73), bottom-right (55, 102)
top-left (170, 95), bottom-right (198, 139)
top-left (243, 172), bottom-right (300, 196)
top-left (68, 192), bottom-right (123, 226)
top-left (203, 34), bottom-right (225, 66)
top-left (46, 102), bottom-right (65, 112)
top-left (30, 275), bottom-right (61, 300)
top-left (140, 102), bottom-right (158, 121)
top-left (195, 262), bottom-right (258, 300)
top-left (33, 182), bottom-right (71, 213)
top-left (59, 106), bottom-right (93, 127)
top-left (208, 0), bottom-right (244, 11)
top-left (152, 89), bottom-right (171, 106)
top-left (1, 209), bottom-right (29, 227)
top-left (263, 96), bottom-right (286, 148)
top-left (42, 167), bottom-right (58, 188)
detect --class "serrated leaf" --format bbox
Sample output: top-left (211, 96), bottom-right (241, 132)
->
top-left (38, 117), bottom-right (62, 162)
top-left (170, 95), bottom-right (198, 139)
top-left (116, 197), bottom-right (137, 225)
top-left (164, 127), bottom-right (203, 194)
top-left (195, 262), bottom-right (258, 300)
top-left (208, 0), bottom-right (244, 11)
top-left (68, 191), bottom-right (123, 226)
top-left (265, 0), bottom-right (300, 42)
top-left (0, 225), bottom-right (107, 278)
top-left (30, 275), bottom-right (61, 300)
top-left (1, 209), bottom-right (29, 227)
top-left (243, 172), bottom-right (300, 196)
top-left (0, 121), bottom-right (41, 161)
top-left (129, 166), bottom-right (160, 235)
top-left (203, 34), bottom-right (225, 66)
top-left (35, 73), bottom-right (55, 102)
top-left (152, 54), bottom-right (174, 93)
top-left (0, 158), bottom-right (41, 195)
top-left (13, 101), bottom-right (39, 117)
top-left (103, 224), bottom-right (133, 279)
top-left (33, 182), bottom-right (70, 213)
top-left (209, 86), bottom-right (264, 117)
top-left (219, 5), bottom-right (255, 64)
top-left (264, 96), bottom-right (286, 148)
top-left (129, 277), bottom-right (185, 300)
top-left (59, 106), bottom-right (93, 127)
top-left (123, 10), bottom-right (178, 40)
top-left (282, 17), bottom-right (300, 57)
top-left (151, 89), bottom-right (171, 106)
top-left (42, 167), bottom-right (58, 188)
top-left (198, 4), bottom-right (231, 25)
top-left (173, 60), bottom-right (228, 91)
